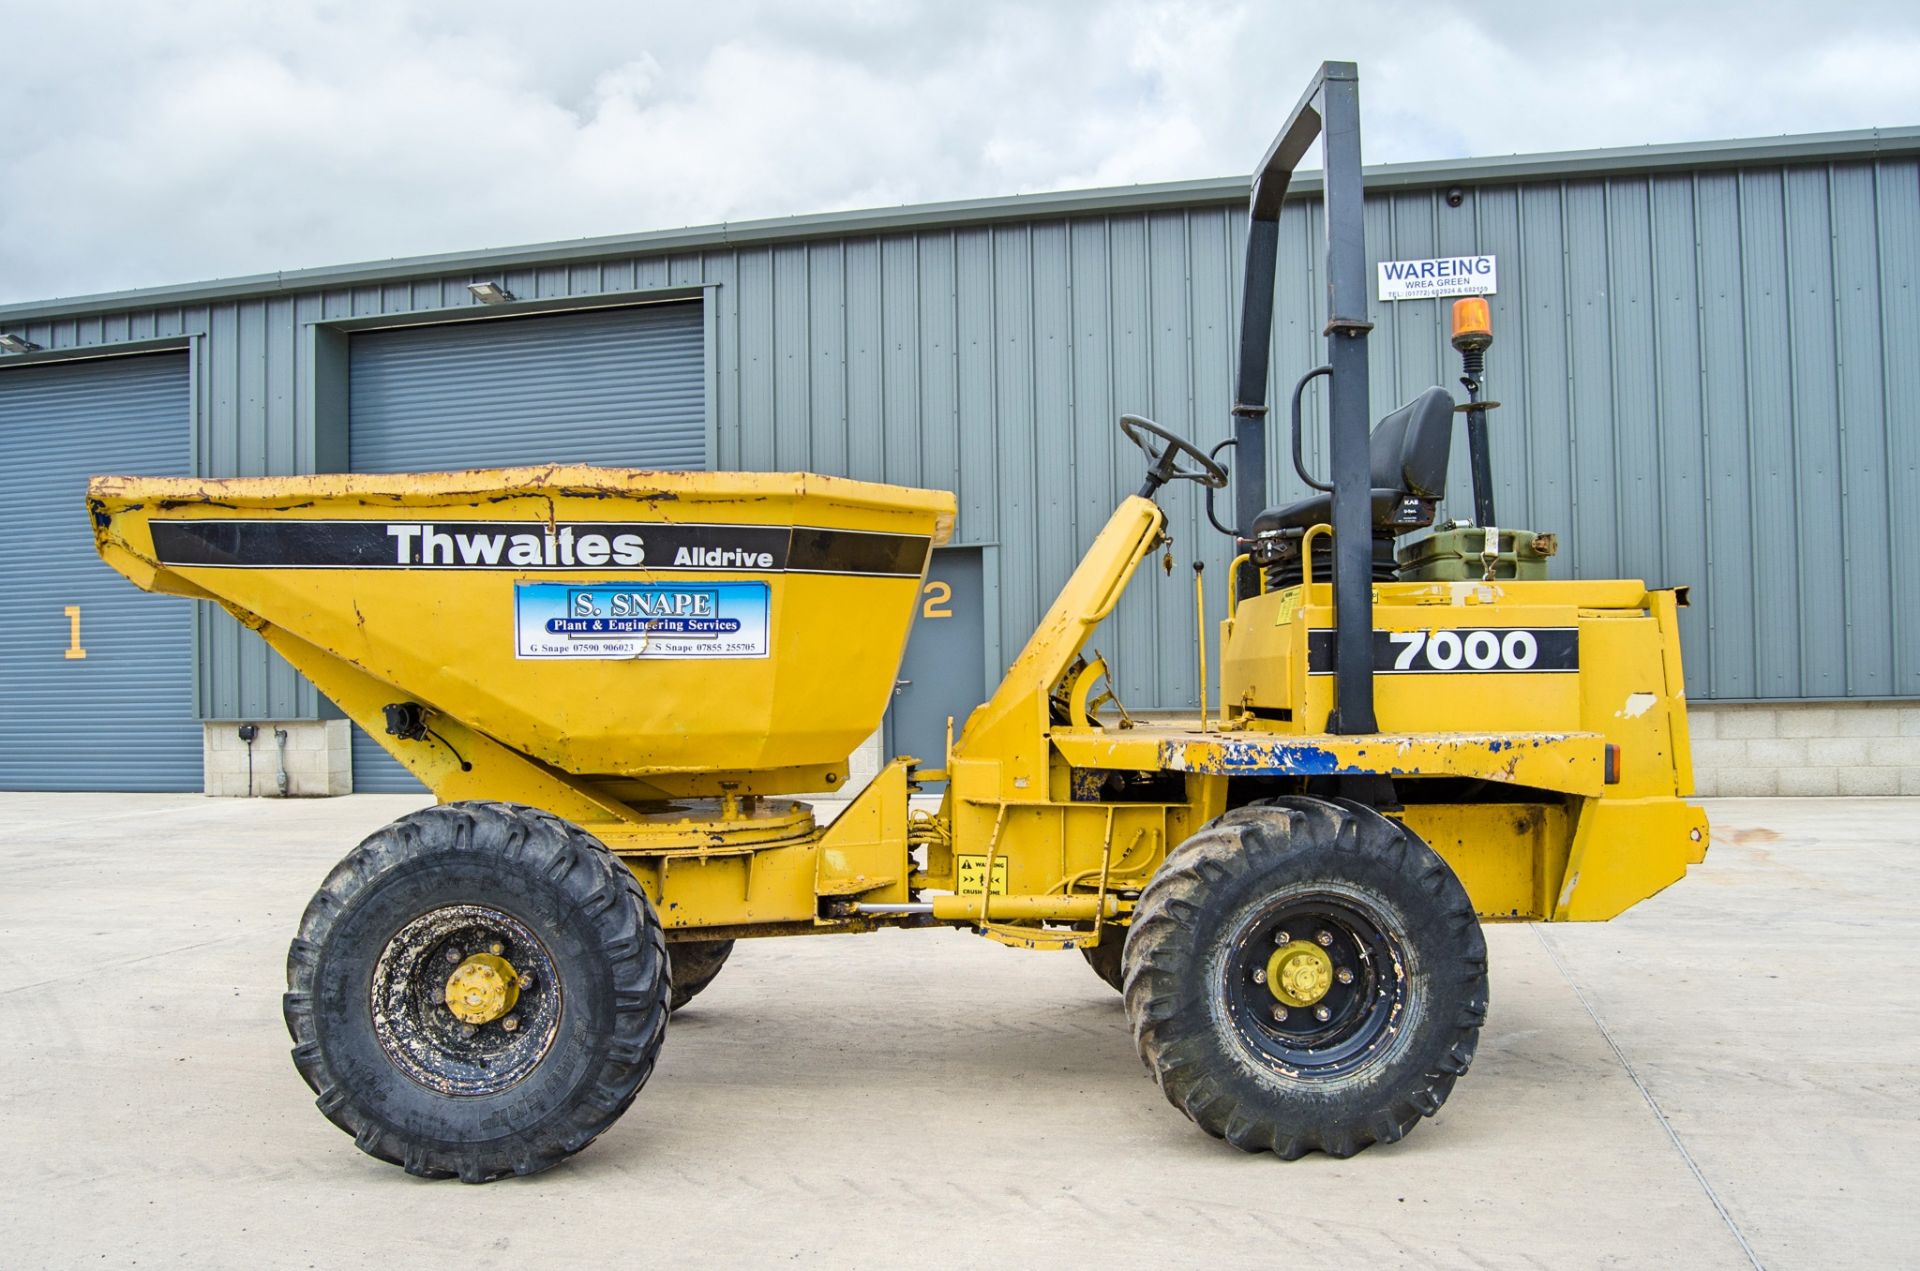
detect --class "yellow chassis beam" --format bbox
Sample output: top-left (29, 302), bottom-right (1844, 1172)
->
top-left (1054, 727), bottom-right (1607, 797)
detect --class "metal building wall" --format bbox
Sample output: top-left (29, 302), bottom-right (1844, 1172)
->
top-left (3, 145), bottom-right (1915, 714)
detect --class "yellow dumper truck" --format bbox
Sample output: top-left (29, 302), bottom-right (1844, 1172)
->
top-left (91, 63), bottom-right (1706, 1180)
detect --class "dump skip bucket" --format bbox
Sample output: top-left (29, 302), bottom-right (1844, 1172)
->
top-left (91, 467), bottom-right (954, 781)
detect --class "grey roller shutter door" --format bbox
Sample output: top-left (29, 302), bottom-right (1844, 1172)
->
top-left (345, 302), bottom-right (705, 791)
top-left (0, 353), bottom-right (200, 791)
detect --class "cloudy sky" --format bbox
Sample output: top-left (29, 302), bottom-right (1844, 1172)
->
top-left (4, 1), bottom-right (1917, 304)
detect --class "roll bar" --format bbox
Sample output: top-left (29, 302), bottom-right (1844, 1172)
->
top-left (1228, 60), bottom-right (1377, 735)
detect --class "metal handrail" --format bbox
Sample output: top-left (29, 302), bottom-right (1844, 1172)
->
top-left (1226, 553), bottom-right (1269, 621)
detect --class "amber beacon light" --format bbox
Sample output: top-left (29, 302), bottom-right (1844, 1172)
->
top-left (1450, 295), bottom-right (1492, 352)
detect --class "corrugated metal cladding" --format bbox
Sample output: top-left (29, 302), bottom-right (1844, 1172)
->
top-left (348, 303), bottom-right (705, 470)
top-left (6, 143), bottom-right (1916, 716)
top-left (0, 353), bottom-right (201, 790)
top-left (346, 302), bottom-right (707, 792)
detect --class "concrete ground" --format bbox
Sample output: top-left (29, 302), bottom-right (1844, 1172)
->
top-left (2, 795), bottom-right (1915, 1269)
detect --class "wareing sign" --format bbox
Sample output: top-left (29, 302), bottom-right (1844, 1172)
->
top-left (1377, 255), bottom-right (1496, 301)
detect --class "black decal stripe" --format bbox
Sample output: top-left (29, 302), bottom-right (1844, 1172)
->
top-left (1306, 628), bottom-right (1581, 674)
top-left (149, 519), bottom-right (929, 577)
top-left (152, 520), bottom-right (404, 568)
top-left (787, 527), bottom-right (930, 577)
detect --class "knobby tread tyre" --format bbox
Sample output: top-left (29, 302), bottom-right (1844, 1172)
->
top-left (1080, 930), bottom-right (1127, 992)
top-left (1122, 796), bottom-right (1487, 1159)
top-left (667, 939), bottom-right (735, 1012)
top-left (283, 801), bottom-right (670, 1183)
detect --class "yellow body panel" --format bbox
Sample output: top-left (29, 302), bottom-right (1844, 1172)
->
top-left (1398, 803), bottom-right (1570, 921)
top-left (1218, 576), bottom-right (1695, 798)
top-left (1206, 563), bottom-right (1707, 918)
top-left (1222, 578), bottom-right (1684, 761)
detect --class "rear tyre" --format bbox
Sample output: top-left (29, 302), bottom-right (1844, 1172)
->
top-left (1080, 929), bottom-right (1128, 992)
top-left (1123, 796), bottom-right (1486, 1159)
top-left (283, 801), bottom-right (670, 1182)
top-left (667, 939), bottom-right (735, 1012)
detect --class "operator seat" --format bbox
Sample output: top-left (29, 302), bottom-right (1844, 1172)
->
top-left (1252, 385), bottom-right (1455, 585)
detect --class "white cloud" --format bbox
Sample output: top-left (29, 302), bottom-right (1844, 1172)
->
top-left (3, 0), bottom-right (1917, 303)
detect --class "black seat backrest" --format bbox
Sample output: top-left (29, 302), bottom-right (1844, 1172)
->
top-left (1249, 385), bottom-right (1456, 540)
top-left (1367, 385), bottom-right (1454, 498)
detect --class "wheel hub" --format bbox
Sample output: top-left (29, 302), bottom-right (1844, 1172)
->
top-left (1225, 890), bottom-right (1407, 1078)
top-left (371, 903), bottom-right (562, 1096)
top-left (444, 952), bottom-right (521, 1025)
top-left (1266, 940), bottom-right (1334, 1007)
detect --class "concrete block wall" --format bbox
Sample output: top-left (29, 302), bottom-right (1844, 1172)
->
top-left (202, 721), bottom-right (351, 797)
top-left (1690, 703), bottom-right (1920, 797)
top-left (844, 726), bottom-right (886, 788)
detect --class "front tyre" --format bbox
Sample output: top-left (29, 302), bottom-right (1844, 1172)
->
top-left (283, 801), bottom-right (670, 1182)
top-left (1123, 797), bottom-right (1486, 1158)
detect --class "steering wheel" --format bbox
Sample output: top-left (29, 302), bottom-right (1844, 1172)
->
top-left (1120, 414), bottom-right (1230, 497)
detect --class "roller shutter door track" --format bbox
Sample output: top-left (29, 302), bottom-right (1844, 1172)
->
top-left (345, 302), bottom-right (706, 792)
top-left (0, 352), bottom-right (200, 791)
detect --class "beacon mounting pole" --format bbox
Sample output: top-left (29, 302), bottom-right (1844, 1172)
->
top-left (1451, 297), bottom-right (1498, 527)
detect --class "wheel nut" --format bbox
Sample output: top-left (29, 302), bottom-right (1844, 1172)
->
top-left (1314, 1006), bottom-right (1331, 1022)
top-left (518, 972), bottom-right (534, 990)
top-left (444, 948), bottom-right (461, 963)
top-left (1273, 930), bottom-right (1291, 946)
top-left (1316, 930), bottom-right (1334, 947)
top-left (1272, 1006), bottom-right (1288, 1022)
top-left (1336, 968), bottom-right (1354, 985)
top-left (461, 1024), bottom-right (478, 1038)
top-left (501, 1015), bottom-right (520, 1033)
top-left (489, 942), bottom-right (504, 955)
top-left (1252, 968), bottom-right (1267, 984)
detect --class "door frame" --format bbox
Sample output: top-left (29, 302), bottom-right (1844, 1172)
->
top-left (2, 341), bottom-right (206, 721)
top-left (0, 346), bottom-right (202, 788)
top-left (884, 540), bottom-right (1001, 763)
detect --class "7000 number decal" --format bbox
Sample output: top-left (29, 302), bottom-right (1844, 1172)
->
top-left (1307, 627), bottom-right (1579, 675)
